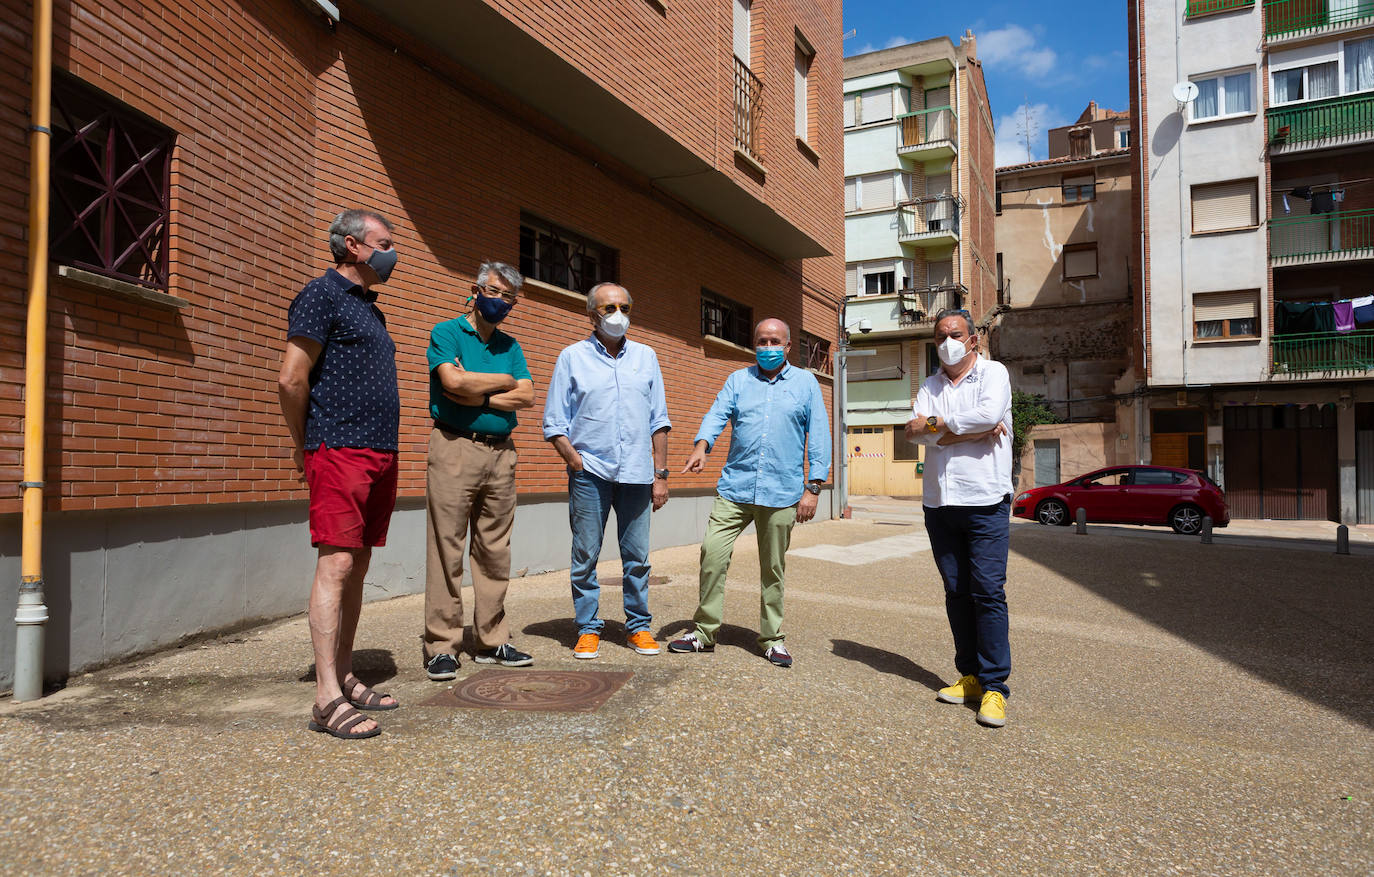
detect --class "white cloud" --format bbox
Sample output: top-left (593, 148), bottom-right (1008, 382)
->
top-left (884, 34), bottom-right (911, 50)
top-left (994, 102), bottom-right (1070, 166)
top-left (979, 25), bottom-right (1057, 80)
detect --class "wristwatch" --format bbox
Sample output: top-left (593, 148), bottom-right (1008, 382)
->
top-left (654, 468), bottom-right (670, 480)
top-left (804, 482), bottom-right (822, 495)
top-left (925, 415), bottom-right (939, 433)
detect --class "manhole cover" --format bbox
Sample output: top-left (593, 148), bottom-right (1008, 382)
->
top-left (420, 669), bottom-right (633, 712)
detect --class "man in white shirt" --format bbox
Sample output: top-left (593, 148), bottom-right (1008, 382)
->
top-left (906, 309), bottom-right (1013, 728)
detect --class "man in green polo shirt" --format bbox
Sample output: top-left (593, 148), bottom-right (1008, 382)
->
top-left (422, 261), bottom-right (536, 680)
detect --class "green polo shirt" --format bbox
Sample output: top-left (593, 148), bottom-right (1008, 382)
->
top-left (427, 316), bottom-right (532, 437)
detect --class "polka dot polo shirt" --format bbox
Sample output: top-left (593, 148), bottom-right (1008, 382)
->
top-left (286, 268), bottom-right (400, 452)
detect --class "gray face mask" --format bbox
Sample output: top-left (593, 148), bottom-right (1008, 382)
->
top-left (362, 246), bottom-right (398, 284)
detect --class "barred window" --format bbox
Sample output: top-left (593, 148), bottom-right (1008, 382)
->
top-left (518, 213), bottom-right (618, 294)
top-left (701, 288), bottom-right (753, 346)
top-left (797, 330), bottom-right (832, 374)
top-left (50, 72), bottom-right (173, 290)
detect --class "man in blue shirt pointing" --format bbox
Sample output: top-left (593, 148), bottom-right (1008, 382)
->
top-left (670, 318), bottom-right (830, 667)
top-left (543, 282), bottom-right (672, 660)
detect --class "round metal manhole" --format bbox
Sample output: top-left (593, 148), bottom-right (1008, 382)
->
top-left (420, 669), bottom-right (633, 712)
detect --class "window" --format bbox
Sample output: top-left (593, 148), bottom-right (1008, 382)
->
top-left (1193, 290), bottom-right (1259, 339)
top-left (50, 72), bottom-right (173, 290)
top-left (846, 259), bottom-right (911, 296)
top-left (996, 253), bottom-right (1005, 304)
top-left (849, 344), bottom-right (903, 381)
top-left (1190, 69), bottom-right (1253, 121)
top-left (1190, 179), bottom-right (1258, 233)
top-left (1272, 62), bottom-right (1338, 104)
top-left (995, 184), bottom-right (1003, 215)
top-left (865, 270), bottom-right (895, 296)
top-left (797, 330), bottom-right (832, 374)
top-left (794, 36), bottom-right (814, 143)
top-left (1063, 244), bottom-right (1098, 279)
top-left (701, 288), bottom-right (753, 346)
top-left (519, 214), bottom-right (618, 293)
top-left (845, 172), bottom-right (911, 213)
top-left (1062, 174), bottom-right (1096, 203)
top-left (1134, 469), bottom-right (1189, 485)
top-left (1068, 128), bottom-right (1092, 158)
top-left (1115, 126), bottom-right (1130, 148)
top-left (732, 0), bottom-right (750, 65)
top-left (1346, 37), bottom-right (1374, 93)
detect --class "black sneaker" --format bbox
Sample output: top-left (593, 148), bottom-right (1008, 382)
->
top-left (474, 643), bottom-right (534, 667)
top-left (667, 632), bottom-right (714, 653)
top-left (426, 653), bottom-right (458, 681)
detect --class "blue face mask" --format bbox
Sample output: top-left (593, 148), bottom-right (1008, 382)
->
top-left (755, 345), bottom-right (787, 371)
top-left (474, 293), bottom-right (514, 325)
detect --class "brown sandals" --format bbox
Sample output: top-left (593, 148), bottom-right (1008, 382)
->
top-left (343, 674), bottom-right (399, 711)
top-left (308, 695), bottom-right (381, 740)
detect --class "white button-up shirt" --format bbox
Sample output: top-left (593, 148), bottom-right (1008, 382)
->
top-left (913, 356), bottom-right (1013, 508)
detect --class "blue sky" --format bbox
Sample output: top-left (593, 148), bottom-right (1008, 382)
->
top-left (842, 2), bottom-right (1129, 166)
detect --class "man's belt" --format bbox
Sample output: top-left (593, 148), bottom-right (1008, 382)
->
top-left (434, 421), bottom-right (509, 446)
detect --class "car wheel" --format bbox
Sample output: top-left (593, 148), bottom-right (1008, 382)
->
top-left (1169, 504), bottom-right (1204, 535)
top-left (1037, 499), bottom-right (1069, 526)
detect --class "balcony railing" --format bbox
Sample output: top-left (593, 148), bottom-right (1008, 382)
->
top-left (897, 107), bottom-right (958, 152)
top-left (1264, 0), bottom-right (1374, 36)
top-left (1270, 208), bottom-right (1374, 260)
top-left (897, 195), bottom-right (961, 242)
top-left (1267, 93), bottom-right (1374, 144)
top-left (1271, 329), bottom-right (1374, 374)
top-left (1186, 0), bottom-right (1254, 16)
top-left (898, 284), bottom-right (967, 325)
top-left (733, 56), bottom-right (762, 162)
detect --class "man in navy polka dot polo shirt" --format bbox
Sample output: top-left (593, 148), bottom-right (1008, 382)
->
top-left (278, 208), bottom-right (402, 740)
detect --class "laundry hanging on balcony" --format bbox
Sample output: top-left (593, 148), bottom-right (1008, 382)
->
top-left (1311, 191), bottom-right (1336, 214)
top-left (1276, 301), bottom-right (1336, 334)
top-left (1334, 300), bottom-right (1356, 332)
top-left (1354, 295), bottom-right (1374, 327)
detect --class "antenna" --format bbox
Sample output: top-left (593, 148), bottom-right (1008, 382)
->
top-left (841, 28), bottom-right (856, 40)
top-left (1171, 81), bottom-right (1199, 108)
top-left (1015, 96), bottom-right (1039, 162)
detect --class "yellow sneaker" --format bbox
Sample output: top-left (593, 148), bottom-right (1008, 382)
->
top-left (936, 674), bottom-right (984, 704)
top-left (976, 691), bottom-right (1007, 728)
top-left (627, 630), bottom-right (661, 656)
top-left (573, 633), bottom-right (600, 659)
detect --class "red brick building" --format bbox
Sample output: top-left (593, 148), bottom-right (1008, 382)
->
top-left (0, 0), bottom-right (844, 687)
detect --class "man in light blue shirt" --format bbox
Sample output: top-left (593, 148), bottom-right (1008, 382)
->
top-left (543, 283), bottom-right (671, 660)
top-left (670, 318), bottom-right (830, 668)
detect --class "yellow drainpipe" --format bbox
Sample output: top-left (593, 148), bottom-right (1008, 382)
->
top-left (14, 0), bottom-right (53, 702)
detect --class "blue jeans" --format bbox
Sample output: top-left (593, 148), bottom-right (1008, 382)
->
top-left (568, 469), bottom-right (652, 635)
top-left (923, 497), bottom-right (1011, 697)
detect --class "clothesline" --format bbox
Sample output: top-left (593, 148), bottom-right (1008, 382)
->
top-left (1275, 296), bottom-right (1374, 334)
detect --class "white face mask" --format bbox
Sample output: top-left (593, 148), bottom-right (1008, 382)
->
top-left (937, 336), bottom-right (969, 367)
top-left (599, 310), bottom-right (630, 339)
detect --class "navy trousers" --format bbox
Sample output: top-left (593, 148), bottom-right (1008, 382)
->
top-left (922, 497), bottom-right (1011, 697)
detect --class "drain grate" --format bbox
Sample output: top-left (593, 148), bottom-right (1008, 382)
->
top-left (420, 669), bottom-right (633, 712)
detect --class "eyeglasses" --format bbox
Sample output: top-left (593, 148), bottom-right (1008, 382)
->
top-left (476, 284), bottom-right (519, 303)
top-left (595, 303), bottom-right (632, 316)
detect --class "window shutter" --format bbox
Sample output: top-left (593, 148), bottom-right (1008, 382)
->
top-left (900, 172), bottom-right (913, 202)
top-left (1192, 180), bottom-right (1258, 232)
top-left (844, 178), bottom-right (858, 212)
top-left (927, 258), bottom-right (953, 287)
top-left (861, 173), bottom-right (895, 210)
top-left (925, 86), bottom-right (950, 109)
top-left (845, 265), bottom-right (858, 297)
top-left (1063, 174), bottom-right (1094, 189)
top-left (860, 87), bottom-right (893, 124)
top-left (733, 0), bottom-right (751, 65)
top-left (1194, 291), bottom-right (1258, 321)
top-left (852, 345), bottom-right (902, 380)
top-left (1064, 247), bottom-right (1098, 278)
top-left (794, 48), bottom-right (808, 140)
top-left (843, 95), bottom-right (856, 128)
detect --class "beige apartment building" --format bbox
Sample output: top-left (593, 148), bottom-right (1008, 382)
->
top-left (993, 103), bottom-right (1137, 488)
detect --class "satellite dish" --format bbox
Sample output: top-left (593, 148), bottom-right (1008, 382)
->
top-left (1172, 81), bottom-right (1199, 104)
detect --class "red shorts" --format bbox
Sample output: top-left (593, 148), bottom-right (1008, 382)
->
top-left (303, 444), bottom-right (399, 548)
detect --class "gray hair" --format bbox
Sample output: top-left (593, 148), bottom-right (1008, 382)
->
top-left (328, 209), bottom-right (391, 262)
top-left (477, 261), bottom-right (524, 293)
top-left (753, 318), bottom-right (791, 343)
top-left (586, 282), bottom-right (633, 313)
top-left (934, 308), bottom-right (975, 335)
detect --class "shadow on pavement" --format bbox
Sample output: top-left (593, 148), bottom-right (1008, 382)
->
top-left (298, 649), bottom-right (398, 686)
top-left (1011, 527), bottom-right (1374, 728)
top-left (830, 639), bottom-right (946, 693)
top-left (654, 620), bottom-right (767, 652)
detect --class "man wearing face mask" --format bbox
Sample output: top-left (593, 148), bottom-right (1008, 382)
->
top-left (278, 208), bottom-right (401, 739)
top-left (905, 308), bottom-right (1013, 728)
top-left (422, 262), bottom-right (536, 680)
top-left (671, 318), bottom-right (830, 668)
top-left (542, 283), bottom-right (672, 660)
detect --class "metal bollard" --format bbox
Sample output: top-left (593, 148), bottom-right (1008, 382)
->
top-left (1201, 516), bottom-right (1213, 544)
top-left (1075, 506), bottom-right (1087, 534)
top-left (1337, 525), bottom-right (1350, 556)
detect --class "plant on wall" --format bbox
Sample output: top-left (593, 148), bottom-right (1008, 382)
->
top-left (1011, 390), bottom-right (1060, 461)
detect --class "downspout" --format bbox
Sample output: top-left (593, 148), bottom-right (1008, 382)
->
top-left (14, 0), bottom-right (53, 702)
top-left (833, 301), bottom-right (848, 519)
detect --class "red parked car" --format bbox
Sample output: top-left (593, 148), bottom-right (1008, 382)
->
top-left (1013, 465), bottom-right (1230, 535)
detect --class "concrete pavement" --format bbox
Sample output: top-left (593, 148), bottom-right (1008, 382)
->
top-left (1, 503), bottom-right (1370, 875)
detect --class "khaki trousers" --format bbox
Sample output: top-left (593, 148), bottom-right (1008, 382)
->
top-left (424, 427), bottom-right (517, 658)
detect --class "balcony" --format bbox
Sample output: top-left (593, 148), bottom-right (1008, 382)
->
top-left (1267, 93), bottom-right (1374, 152)
top-left (898, 284), bottom-right (967, 326)
top-left (843, 285), bottom-right (967, 336)
top-left (1271, 329), bottom-right (1374, 375)
top-left (1264, 0), bottom-right (1374, 39)
top-left (733, 57), bottom-right (763, 164)
top-left (1269, 208), bottom-right (1374, 264)
top-left (897, 195), bottom-right (961, 246)
top-left (1186, 0), bottom-right (1254, 17)
top-left (897, 107), bottom-right (958, 161)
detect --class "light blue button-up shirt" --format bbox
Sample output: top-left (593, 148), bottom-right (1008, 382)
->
top-left (694, 363), bottom-right (831, 508)
top-left (542, 334), bottom-right (671, 485)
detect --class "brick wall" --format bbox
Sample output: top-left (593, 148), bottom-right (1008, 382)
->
top-left (0, 0), bottom-right (843, 514)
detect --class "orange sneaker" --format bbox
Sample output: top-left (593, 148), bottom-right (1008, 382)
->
top-left (627, 630), bottom-right (661, 655)
top-left (573, 633), bottom-right (600, 659)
